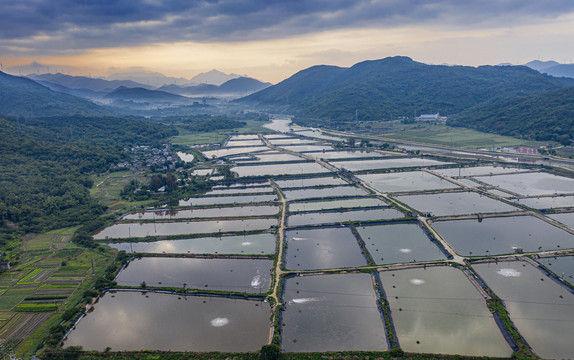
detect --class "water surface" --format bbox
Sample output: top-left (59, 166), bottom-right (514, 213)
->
top-left (64, 291), bottom-right (270, 351)
top-left (432, 216), bottom-right (574, 256)
top-left (275, 176), bottom-right (348, 188)
top-left (395, 191), bottom-right (519, 216)
top-left (536, 256), bottom-right (574, 284)
top-left (94, 218), bottom-right (277, 239)
top-left (548, 212), bottom-right (574, 229)
top-left (329, 158), bottom-right (451, 171)
top-left (123, 205), bottom-right (278, 220)
top-left (232, 163), bottom-right (331, 177)
top-left (284, 227), bottom-right (367, 270)
top-left (281, 273), bottom-right (387, 352)
top-left (356, 223), bottom-right (447, 264)
top-left (116, 257), bottom-right (273, 292)
top-left (473, 261), bottom-right (574, 359)
top-left (288, 208), bottom-right (404, 226)
top-left (514, 196), bottom-right (574, 209)
top-left (179, 194), bottom-right (277, 206)
top-left (289, 197), bottom-right (387, 212)
top-left (474, 172), bottom-right (574, 196)
top-left (380, 267), bottom-right (511, 356)
top-left (282, 186), bottom-right (368, 200)
top-left (107, 233), bottom-right (276, 255)
top-left (358, 171), bottom-right (458, 193)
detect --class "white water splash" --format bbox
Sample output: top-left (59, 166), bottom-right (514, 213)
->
top-left (409, 279), bottom-right (425, 285)
top-left (251, 275), bottom-right (262, 288)
top-left (399, 248), bottom-right (412, 253)
top-left (497, 268), bottom-right (521, 277)
top-left (241, 242), bottom-right (252, 246)
top-left (291, 237), bottom-right (309, 241)
top-left (211, 318), bottom-right (229, 327)
top-left (289, 297), bottom-right (324, 304)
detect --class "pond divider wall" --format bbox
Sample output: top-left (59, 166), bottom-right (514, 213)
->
top-left (372, 271), bottom-right (400, 350)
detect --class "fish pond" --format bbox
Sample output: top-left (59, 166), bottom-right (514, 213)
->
top-left (289, 197), bottom-right (387, 212)
top-left (123, 205), bottom-right (279, 220)
top-left (536, 256), bottom-right (574, 284)
top-left (116, 257), bottom-right (273, 293)
top-left (275, 176), bottom-right (348, 188)
top-left (473, 261), bottom-right (574, 360)
top-left (356, 223), bottom-right (448, 265)
top-left (473, 171), bottom-right (574, 196)
top-left (431, 215), bottom-right (574, 256)
top-left (548, 212), bottom-right (574, 229)
top-left (232, 162), bottom-right (331, 177)
top-left (282, 186), bottom-right (369, 200)
top-left (357, 171), bottom-right (459, 193)
top-left (94, 218), bottom-right (277, 239)
top-left (64, 291), bottom-right (270, 352)
top-left (284, 227), bottom-right (367, 270)
top-left (179, 194), bottom-right (277, 206)
top-left (380, 266), bottom-right (512, 357)
top-left (106, 233), bottom-right (276, 255)
top-left (432, 166), bottom-right (528, 178)
top-left (287, 208), bottom-right (404, 226)
top-left (329, 158), bottom-right (451, 172)
top-left (281, 273), bottom-right (388, 352)
top-left (514, 195), bottom-right (574, 209)
top-left (394, 191), bottom-right (519, 216)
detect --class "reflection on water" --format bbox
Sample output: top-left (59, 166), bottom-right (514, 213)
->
top-left (281, 273), bottom-right (387, 352)
top-left (64, 291), bottom-right (270, 351)
top-left (284, 227), bottom-right (367, 270)
top-left (329, 158), bottom-right (451, 171)
top-left (282, 186), bottom-right (368, 200)
top-left (536, 256), bottom-right (574, 283)
top-left (395, 191), bottom-right (519, 216)
top-left (474, 172), bottom-right (574, 196)
top-left (289, 197), bottom-right (387, 212)
top-left (356, 223), bottom-right (447, 265)
top-left (123, 205), bottom-right (279, 220)
top-left (473, 261), bottom-right (574, 359)
top-left (432, 216), bottom-right (574, 256)
top-left (94, 218), bottom-right (277, 239)
top-left (549, 212), bottom-right (574, 229)
top-left (380, 266), bottom-right (511, 357)
top-left (358, 171), bottom-right (458, 193)
top-left (288, 208), bottom-right (404, 226)
top-left (116, 257), bottom-right (273, 293)
top-left (107, 233), bottom-right (276, 255)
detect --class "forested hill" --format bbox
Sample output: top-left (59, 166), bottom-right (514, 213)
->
top-left (0, 116), bottom-right (177, 254)
top-left (449, 86), bottom-right (574, 144)
top-left (0, 71), bottom-right (110, 117)
top-left (238, 56), bottom-right (574, 122)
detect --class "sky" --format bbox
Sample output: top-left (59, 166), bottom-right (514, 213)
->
top-left (1, 0), bottom-right (574, 83)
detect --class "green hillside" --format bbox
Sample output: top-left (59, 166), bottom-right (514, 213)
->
top-left (0, 71), bottom-right (110, 117)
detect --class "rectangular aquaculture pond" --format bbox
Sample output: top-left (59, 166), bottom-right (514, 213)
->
top-left (355, 223), bottom-right (448, 265)
top-left (281, 273), bottom-right (388, 352)
top-left (473, 261), bottom-right (574, 360)
top-left (287, 208), bottom-right (404, 226)
top-left (204, 187), bottom-right (275, 195)
top-left (357, 171), bottom-right (459, 193)
top-left (394, 191), bottom-right (519, 216)
top-left (328, 158), bottom-right (451, 171)
top-left (473, 172), bottom-right (574, 196)
top-left (536, 256), bottom-right (574, 284)
top-left (179, 194), bottom-right (277, 206)
top-left (380, 266), bottom-right (512, 357)
top-left (116, 257), bottom-right (273, 293)
top-left (232, 163), bottom-right (331, 177)
top-left (106, 233), bottom-right (276, 255)
top-left (303, 150), bottom-right (386, 159)
top-left (275, 176), bottom-right (348, 188)
top-left (64, 291), bottom-right (270, 351)
top-left (432, 166), bottom-right (528, 178)
top-left (123, 205), bottom-right (279, 220)
top-left (548, 212), bottom-right (574, 229)
top-left (284, 227), bottom-right (367, 270)
top-left (202, 146), bottom-right (269, 159)
top-left (431, 215), bottom-right (574, 256)
top-left (513, 196), bottom-right (574, 209)
top-left (94, 218), bottom-right (277, 239)
top-left (282, 186), bottom-right (369, 200)
top-left (289, 197), bottom-right (388, 212)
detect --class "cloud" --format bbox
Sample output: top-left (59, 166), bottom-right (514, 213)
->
top-left (1, 0), bottom-right (574, 57)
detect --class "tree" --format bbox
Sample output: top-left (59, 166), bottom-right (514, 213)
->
top-left (260, 344), bottom-right (281, 360)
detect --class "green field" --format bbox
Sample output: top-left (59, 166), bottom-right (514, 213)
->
top-left (383, 123), bottom-right (545, 149)
top-left (90, 170), bottom-right (154, 212)
top-left (172, 120), bottom-right (273, 146)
